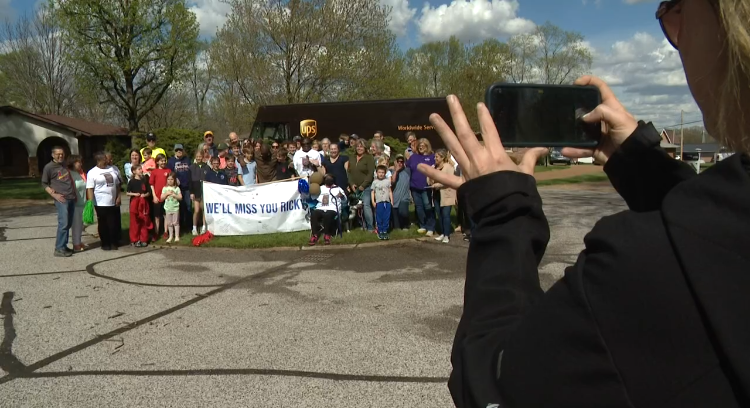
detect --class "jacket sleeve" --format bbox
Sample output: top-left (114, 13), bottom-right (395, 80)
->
top-left (449, 171), bottom-right (550, 408)
top-left (361, 156), bottom-right (375, 189)
top-left (604, 121), bottom-right (697, 212)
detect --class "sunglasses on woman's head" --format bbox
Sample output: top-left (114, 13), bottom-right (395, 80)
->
top-left (656, 0), bottom-right (683, 49)
top-left (272, 144), bottom-right (279, 149)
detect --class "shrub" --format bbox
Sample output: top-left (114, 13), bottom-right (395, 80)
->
top-left (131, 128), bottom-right (205, 159)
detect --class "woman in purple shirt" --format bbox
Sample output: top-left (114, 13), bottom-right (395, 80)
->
top-left (406, 138), bottom-right (436, 235)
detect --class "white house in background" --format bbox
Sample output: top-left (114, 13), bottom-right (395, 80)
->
top-left (0, 106), bottom-right (129, 178)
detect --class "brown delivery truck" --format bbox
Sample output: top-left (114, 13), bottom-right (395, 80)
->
top-left (249, 98), bottom-right (456, 149)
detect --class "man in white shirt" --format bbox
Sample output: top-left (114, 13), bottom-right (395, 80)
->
top-left (293, 138), bottom-right (322, 176)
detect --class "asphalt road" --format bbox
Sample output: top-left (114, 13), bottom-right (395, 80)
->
top-left (0, 188), bottom-right (626, 407)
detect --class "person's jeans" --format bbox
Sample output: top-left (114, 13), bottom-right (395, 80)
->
top-left (362, 187), bottom-right (374, 231)
top-left (54, 200), bottom-right (75, 251)
top-left (411, 188), bottom-right (435, 232)
top-left (180, 188), bottom-right (192, 230)
top-left (391, 199), bottom-right (410, 230)
top-left (72, 205), bottom-right (84, 246)
top-left (375, 202), bottom-right (391, 234)
top-left (438, 206), bottom-right (453, 237)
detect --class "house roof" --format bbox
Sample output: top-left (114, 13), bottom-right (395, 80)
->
top-left (0, 105), bottom-right (128, 137)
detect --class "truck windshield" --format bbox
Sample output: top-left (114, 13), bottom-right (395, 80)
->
top-left (251, 122), bottom-right (287, 140)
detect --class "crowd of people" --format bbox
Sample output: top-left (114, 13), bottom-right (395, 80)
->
top-left (41, 128), bottom-right (473, 256)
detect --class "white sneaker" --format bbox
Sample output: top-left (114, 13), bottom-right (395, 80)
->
top-left (166, 237), bottom-right (173, 244)
top-left (192, 228), bottom-right (198, 236)
top-left (425, 231), bottom-right (434, 237)
top-left (201, 227), bottom-right (207, 235)
top-left (417, 228), bottom-right (427, 234)
top-left (174, 236), bottom-right (180, 242)
top-left (442, 236), bottom-right (450, 244)
top-left (434, 234), bottom-right (444, 241)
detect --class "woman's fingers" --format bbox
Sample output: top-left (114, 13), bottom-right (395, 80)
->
top-left (417, 164), bottom-right (464, 190)
top-left (560, 147), bottom-right (595, 159)
top-left (446, 95), bottom-right (483, 159)
top-left (518, 148), bottom-right (550, 176)
top-left (575, 75), bottom-right (627, 113)
top-left (430, 113), bottom-right (470, 173)
top-left (477, 102), bottom-right (505, 157)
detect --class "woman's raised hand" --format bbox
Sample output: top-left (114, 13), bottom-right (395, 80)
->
top-left (417, 95), bottom-right (548, 190)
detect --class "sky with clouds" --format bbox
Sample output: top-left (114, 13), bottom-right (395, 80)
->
top-left (2, 0), bottom-right (705, 130)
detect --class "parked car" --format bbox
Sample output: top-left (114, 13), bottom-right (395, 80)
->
top-left (549, 149), bottom-right (572, 165)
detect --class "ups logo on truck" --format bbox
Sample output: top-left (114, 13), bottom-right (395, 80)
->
top-left (300, 119), bottom-right (317, 139)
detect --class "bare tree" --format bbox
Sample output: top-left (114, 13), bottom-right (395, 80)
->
top-left (187, 41), bottom-right (215, 128)
top-left (534, 23), bottom-right (593, 84)
top-left (0, 5), bottom-right (79, 115)
top-left (506, 33), bottom-right (537, 83)
top-left (212, 0), bottom-right (397, 106)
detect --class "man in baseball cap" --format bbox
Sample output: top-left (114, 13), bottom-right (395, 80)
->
top-left (140, 132), bottom-right (166, 163)
top-left (349, 134), bottom-right (359, 148)
top-left (204, 131), bottom-right (218, 158)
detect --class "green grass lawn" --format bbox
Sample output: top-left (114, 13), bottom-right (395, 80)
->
top-left (120, 213), bottom-right (423, 248)
top-left (536, 173), bottom-right (609, 186)
top-left (534, 165), bottom-right (570, 173)
top-left (0, 178), bottom-right (50, 200)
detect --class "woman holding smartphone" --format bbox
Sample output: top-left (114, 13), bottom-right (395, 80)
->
top-left (420, 1), bottom-right (750, 406)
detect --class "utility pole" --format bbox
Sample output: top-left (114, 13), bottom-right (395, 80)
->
top-left (701, 127), bottom-right (705, 143)
top-left (680, 110), bottom-right (684, 161)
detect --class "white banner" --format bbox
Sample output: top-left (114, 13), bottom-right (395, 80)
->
top-left (202, 180), bottom-right (310, 236)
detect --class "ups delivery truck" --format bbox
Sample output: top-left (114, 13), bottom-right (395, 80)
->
top-left (249, 98), bottom-right (456, 149)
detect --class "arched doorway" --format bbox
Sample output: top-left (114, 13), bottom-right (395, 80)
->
top-left (36, 137), bottom-right (71, 175)
top-left (0, 137), bottom-right (30, 178)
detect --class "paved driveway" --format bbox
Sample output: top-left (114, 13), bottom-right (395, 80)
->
top-left (0, 189), bottom-right (626, 407)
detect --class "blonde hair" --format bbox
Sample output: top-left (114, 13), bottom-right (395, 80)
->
top-left (377, 156), bottom-right (389, 167)
top-left (434, 149), bottom-right (454, 167)
top-left (417, 138), bottom-right (433, 155)
top-left (718, 1), bottom-right (750, 152)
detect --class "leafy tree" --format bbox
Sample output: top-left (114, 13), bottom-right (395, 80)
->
top-left (55, 0), bottom-right (200, 132)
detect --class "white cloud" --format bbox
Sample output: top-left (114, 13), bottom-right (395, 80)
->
top-left (189, 0), bottom-right (232, 37)
top-left (381, 0), bottom-right (416, 37)
top-left (417, 0), bottom-right (535, 43)
top-left (591, 32), bottom-right (702, 129)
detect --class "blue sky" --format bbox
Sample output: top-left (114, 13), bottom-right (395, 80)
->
top-left (2, 0), bottom-right (703, 130)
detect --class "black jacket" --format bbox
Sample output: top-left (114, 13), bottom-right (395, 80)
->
top-left (450, 122), bottom-right (750, 408)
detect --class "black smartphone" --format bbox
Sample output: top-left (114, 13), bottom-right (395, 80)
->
top-left (485, 82), bottom-right (602, 147)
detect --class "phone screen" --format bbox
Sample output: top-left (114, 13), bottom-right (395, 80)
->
top-left (486, 84), bottom-right (601, 147)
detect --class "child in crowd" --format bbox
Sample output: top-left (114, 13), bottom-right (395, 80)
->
top-left (371, 165), bottom-right (393, 240)
top-left (287, 142), bottom-right (297, 161)
top-left (238, 147), bottom-right (257, 185)
top-left (142, 148), bottom-right (156, 175)
top-left (429, 149), bottom-right (456, 244)
top-left (190, 149), bottom-right (208, 235)
top-left (309, 173), bottom-right (346, 246)
top-left (224, 154), bottom-right (244, 186)
top-left (276, 149), bottom-right (294, 180)
top-left (149, 154), bottom-right (171, 240)
top-left (205, 156), bottom-right (228, 185)
top-left (161, 173), bottom-right (183, 243)
top-left (127, 164), bottom-right (152, 247)
top-left (375, 156), bottom-right (392, 178)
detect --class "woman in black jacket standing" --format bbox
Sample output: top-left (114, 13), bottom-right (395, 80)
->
top-left (419, 1), bottom-right (750, 407)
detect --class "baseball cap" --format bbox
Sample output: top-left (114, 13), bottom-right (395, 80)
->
top-left (217, 143), bottom-right (229, 150)
top-left (204, 131), bottom-right (214, 138)
top-left (146, 132), bottom-right (156, 141)
top-left (350, 134), bottom-right (359, 139)
top-left (174, 143), bottom-right (184, 151)
top-left (395, 154), bottom-right (405, 161)
top-left (293, 135), bottom-right (302, 142)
